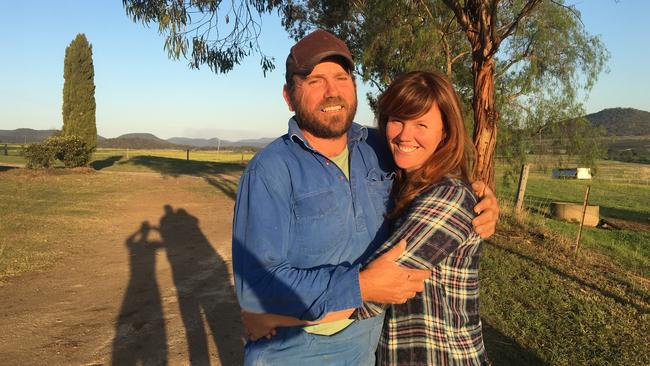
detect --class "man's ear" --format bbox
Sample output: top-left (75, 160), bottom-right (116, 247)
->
top-left (283, 84), bottom-right (295, 112)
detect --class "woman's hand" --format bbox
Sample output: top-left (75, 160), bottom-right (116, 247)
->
top-left (241, 310), bottom-right (278, 341)
top-left (471, 181), bottom-right (499, 238)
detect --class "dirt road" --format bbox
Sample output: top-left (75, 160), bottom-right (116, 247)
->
top-left (0, 171), bottom-right (245, 365)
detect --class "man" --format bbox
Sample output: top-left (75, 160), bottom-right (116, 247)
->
top-left (232, 29), bottom-right (498, 365)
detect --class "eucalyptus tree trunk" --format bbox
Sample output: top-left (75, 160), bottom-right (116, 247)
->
top-left (471, 57), bottom-right (498, 191)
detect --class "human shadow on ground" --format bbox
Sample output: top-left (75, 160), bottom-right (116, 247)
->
top-left (90, 155), bottom-right (123, 170)
top-left (111, 206), bottom-right (244, 365)
top-left (158, 204), bottom-right (243, 365)
top-left (482, 319), bottom-right (547, 365)
top-left (111, 222), bottom-right (167, 365)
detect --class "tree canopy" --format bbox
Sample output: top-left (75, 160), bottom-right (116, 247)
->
top-left (123, 0), bottom-right (281, 74)
top-left (123, 0), bottom-right (609, 188)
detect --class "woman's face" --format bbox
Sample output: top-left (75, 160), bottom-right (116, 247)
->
top-left (385, 102), bottom-right (445, 174)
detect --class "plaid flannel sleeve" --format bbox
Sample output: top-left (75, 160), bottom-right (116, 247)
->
top-left (356, 181), bottom-right (477, 319)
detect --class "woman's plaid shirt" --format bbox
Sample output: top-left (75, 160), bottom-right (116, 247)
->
top-left (358, 177), bottom-right (487, 366)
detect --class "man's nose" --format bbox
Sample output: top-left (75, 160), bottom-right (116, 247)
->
top-left (324, 78), bottom-right (340, 97)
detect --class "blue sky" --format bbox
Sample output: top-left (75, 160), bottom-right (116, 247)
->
top-left (0, 1), bottom-right (647, 140)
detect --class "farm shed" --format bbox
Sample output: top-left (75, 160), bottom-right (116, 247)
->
top-left (552, 167), bottom-right (592, 179)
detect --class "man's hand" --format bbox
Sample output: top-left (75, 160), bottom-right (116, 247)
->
top-left (241, 310), bottom-right (278, 341)
top-left (471, 181), bottom-right (499, 238)
top-left (359, 240), bottom-right (430, 304)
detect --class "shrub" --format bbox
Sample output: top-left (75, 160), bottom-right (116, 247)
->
top-left (23, 135), bottom-right (92, 169)
top-left (47, 136), bottom-right (92, 168)
top-left (24, 143), bottom-right (56, 168)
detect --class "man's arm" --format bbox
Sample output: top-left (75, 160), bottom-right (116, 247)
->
top-left (233, 162), bottom-right (358, 320)
top-left (233, 162), bottom-right (427, 321)
top-left (239, 239), bottom-right (428, 340)
top-left (471, 181), bottom-right (499, 238)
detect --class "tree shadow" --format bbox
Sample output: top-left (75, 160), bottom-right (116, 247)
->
top-left (90, 155), bottom-right (123, 170)
top-left (487, 241), bottom-right (650, 314)
top-left (598, 206), bottom-right (649, 226)
top-left (122, 155), bottom-right (244, 201)
top-left (203, 176), bottom-right (238, 201)
top-left (112, 222), bottom-right (167, 365)
top-left (158, 205), bottom-right (243, 365)
top-left (0, 165), bottom-right (17, 172)
top-left (524, 193), bottom-right (649, 226)
top-left (482, 319), bottom-right (547, 365)
top-left (124, 156), bottom-right (244, 177)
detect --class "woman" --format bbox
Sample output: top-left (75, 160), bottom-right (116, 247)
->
top-left (244, 71), bottom-right (487, 365)
top-left (356, 71), bottom-right (487, 365)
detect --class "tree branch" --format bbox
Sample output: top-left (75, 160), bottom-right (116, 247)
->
top-left (495, 37), bottom-right (535, 78)
top-left (442, 0), bottom-right (471, 31)
top-left (549, 0), bottom-right (584, 26)
top-left (498, 0), bottom-right (543, 42)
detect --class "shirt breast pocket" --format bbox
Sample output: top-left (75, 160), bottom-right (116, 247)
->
top-left (293, 189), bottom-right (345, 257)
top-left (365, 168), bottom-right (394, 217)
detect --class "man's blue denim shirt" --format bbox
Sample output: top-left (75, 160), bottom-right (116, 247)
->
top-left (232, 118), bottom-right (394, 321)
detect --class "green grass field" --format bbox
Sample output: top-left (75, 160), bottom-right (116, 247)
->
top-left (498, 160), bottom-right (649, 277)
top-left (0, 144), bottom-right (255, 172)
top-left (1, 148), bottom-right (648, 364)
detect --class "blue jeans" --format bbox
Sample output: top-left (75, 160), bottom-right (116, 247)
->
top-left (244, 315), bottom-right (385, 366)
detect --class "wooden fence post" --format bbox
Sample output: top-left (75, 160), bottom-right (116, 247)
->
top-left (514, 164), bottom-right (530, 215)
top-left (186, 149), bottom-right (190, 161)
top-left (3, 144), bottom-right (7, 156)
top-left (574, 185), bottom-right (592, 258)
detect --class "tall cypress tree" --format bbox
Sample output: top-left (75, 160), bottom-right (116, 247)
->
top-left (62, 33), bottom-right (96, 150)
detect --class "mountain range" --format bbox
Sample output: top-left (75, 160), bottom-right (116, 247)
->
top-left (0, 130), bottom-right (273, 149)
top-left (2, 107), bottom-right (648, 148)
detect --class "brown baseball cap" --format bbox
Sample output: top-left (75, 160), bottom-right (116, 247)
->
top-left (285, 29), bottom-right (354, 83)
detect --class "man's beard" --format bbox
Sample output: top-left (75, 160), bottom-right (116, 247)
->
top-left (292, 96), bottom-right (357, 139)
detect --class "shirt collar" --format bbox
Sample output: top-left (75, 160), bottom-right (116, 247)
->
top-left (288, 117), bottom-right (368, 152)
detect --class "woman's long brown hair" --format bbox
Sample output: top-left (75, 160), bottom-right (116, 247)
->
top-left (378, 71), bottom-right (476, 219)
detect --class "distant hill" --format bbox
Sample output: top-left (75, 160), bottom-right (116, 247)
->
top-left (0, 128), bottom-right (59, 143)
top-left (99, 133), bottom-right (184, 149)
top-left (168, 136), bottom-right (274, 148)
top-left (168, 137), bottom-right (221, 147)
top-left (1, 128), bottom-right (272, 149)
top-left (585, 108), bottom-right (650, 136)
top-left (233, 137), bottom-right (275, 148)
top-left (117, 133), bottom-right (164, 141)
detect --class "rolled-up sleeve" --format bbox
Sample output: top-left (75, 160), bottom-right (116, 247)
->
top-left (232, 162), bottom-right (361, 321)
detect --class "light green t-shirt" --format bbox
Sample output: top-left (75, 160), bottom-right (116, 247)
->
top-left (329, 145), bottom-right (350, 180)
top-left (303, 145), bottom-right (354, 336)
